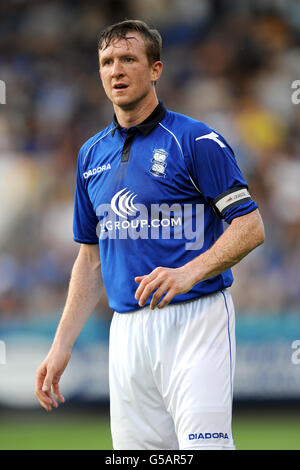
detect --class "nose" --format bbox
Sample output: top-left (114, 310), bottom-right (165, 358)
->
top-left (111, 59), bottom-right (124, 78)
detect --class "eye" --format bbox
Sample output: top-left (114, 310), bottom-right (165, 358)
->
top-left (102, 59), bottom-right (112, 66)
top-left (124, 57), bottom-right (134, 63)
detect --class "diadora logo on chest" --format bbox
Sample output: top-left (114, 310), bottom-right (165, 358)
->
top-left (83, 163), bottom-right (111, 179)
top-left (150, 149), bottom-right (168, 178)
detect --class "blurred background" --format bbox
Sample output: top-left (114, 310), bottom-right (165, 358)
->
top-left (0, 0), bottom-right (300, 450)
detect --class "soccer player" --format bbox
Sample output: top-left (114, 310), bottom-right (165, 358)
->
top-left (35, 20), bottom-right (265, 450)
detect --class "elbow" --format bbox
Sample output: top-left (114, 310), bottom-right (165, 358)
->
top-left (250, 209), bottom-right (265, 249)
top-left (259, 226), bottom-right (265, 245)
top-left (253, 219), bottom-right (265, 249)
top-left (256, 231), bottom-right (265, 249)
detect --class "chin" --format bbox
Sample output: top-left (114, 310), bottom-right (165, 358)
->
top-left (113, 100), bottom-right (136, 111)
top-left (113, 92), bottom-right (149, 111)
top-left (113, 97), bottom-right (132, 107)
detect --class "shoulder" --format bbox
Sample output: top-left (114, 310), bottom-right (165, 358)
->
top-left (162, 108), bottom-right (213, 139)
top-left (77, 123), bottom-right (116, 167)
top-left (162, 108), bottom-right (232, 153)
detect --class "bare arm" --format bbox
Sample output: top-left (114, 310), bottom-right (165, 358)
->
top-left (51, 243), bottom-right (102, 352)
top-left (185, 208), bottom-right (265, 283)
top-left (135, 209), bottom-right (265, 309)
top-left (35, 243), bottom-right (102, 411)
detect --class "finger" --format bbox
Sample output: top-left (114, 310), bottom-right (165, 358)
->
top-left (36, 369), bottom-right (53, 411)
top-left (137, 277), bottom-right (163, 307)
top-left (157, 289), bottom-right (176, 309)
top-left (52, 382), bottom-right (65, 403)
top-left (134, 276), bottom-right (149, 300)
top-left (41, 370), bottom-right (59, 408)
top-left (134, 277), bottom-right (148, 300)
top-left (134, 274), bottom-right (154, 298)
top-left (39, 399), bottom-right (52, 412)
top-left (135, 267), bottom-right (164, 294)
top-left (35, 389), bottom-right (53, 411)
top-left (42, 370), bottom-right (54, 393)
top-left (35, 391), bottom-right (51, 411)
top-left (50, 393), bottom-right (59, 408)
top-left (149, 284), bottom-right (169, 310)
top-left (42, 388), bottom-right (58, 409)
top-left (135, 270), bottom-right (162, 301)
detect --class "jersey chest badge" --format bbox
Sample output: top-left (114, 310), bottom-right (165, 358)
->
top-left (150, 149), bottom-right (168, 178)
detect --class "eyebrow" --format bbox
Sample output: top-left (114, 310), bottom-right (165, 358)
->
top-left (99, 51), bottom-right (138, 64)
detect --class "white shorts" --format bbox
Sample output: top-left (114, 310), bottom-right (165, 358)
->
top-left (109, 289), bottom-right (236, 450)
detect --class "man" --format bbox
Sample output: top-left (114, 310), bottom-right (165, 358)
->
top-left (35, 20), bottom-right (265, 450)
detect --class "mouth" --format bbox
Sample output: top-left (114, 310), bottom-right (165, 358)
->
top-left (113, 83), bottom-right (129, 90)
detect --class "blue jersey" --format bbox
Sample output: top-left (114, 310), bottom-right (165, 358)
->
top-left (73, 103), bottom-right (258, 313)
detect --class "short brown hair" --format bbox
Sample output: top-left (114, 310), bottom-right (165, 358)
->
top-left (98, 19), bottom-right (162, 64)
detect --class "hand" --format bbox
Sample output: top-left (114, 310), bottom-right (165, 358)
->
top-left (35, 347), bottom-right (71, 411)
top-left (134, 265), bottom-right (195, 310)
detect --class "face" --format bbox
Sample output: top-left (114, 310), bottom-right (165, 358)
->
top-left (98, 32), bottom-right (162, 110)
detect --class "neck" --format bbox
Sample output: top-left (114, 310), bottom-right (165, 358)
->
top-left (113, 93), bottom-right (159, 128)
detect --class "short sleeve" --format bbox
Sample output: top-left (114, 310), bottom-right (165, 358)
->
top-left (73, 148), bottom-right (99, 244)
top-left (185, 130), bottom-right (258, 224)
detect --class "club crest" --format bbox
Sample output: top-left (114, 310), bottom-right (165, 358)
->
top-left (150, 149), bottom-right (168, 178)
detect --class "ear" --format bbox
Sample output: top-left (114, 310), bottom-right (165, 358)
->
top-left (151, 61), bottom-right (163, 83)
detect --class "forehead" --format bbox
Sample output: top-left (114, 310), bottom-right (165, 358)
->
top-left (99, 32), bottom-right (147, 60)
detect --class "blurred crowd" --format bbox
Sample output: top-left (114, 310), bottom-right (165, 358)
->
top-left (0, 0), bottom-right (300, 319)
